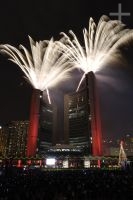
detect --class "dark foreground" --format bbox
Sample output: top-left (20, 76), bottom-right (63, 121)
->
top-left (0, 167), bottom-right (133, 200)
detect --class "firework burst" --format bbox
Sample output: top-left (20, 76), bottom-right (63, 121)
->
top-left (0, 36), bottom-right (73, 102)
top-left (57, 15), bottom-right (133, 90)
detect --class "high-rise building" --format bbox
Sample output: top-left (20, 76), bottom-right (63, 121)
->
top-left (63, 72), bottom-right (103, 156)
top-left (0, 126), bottom-right (7, 157)
top-left (25, 73), bottom-right (103, 157)
top-left (37, 101), bottom-right (58, 156)
top-left (64, 88), bottom-right (91, 154)
top-left (3, 121), bottom-right (29, 157)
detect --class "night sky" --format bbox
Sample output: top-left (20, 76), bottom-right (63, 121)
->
top-left (0, 0), bottom-right (133, 141)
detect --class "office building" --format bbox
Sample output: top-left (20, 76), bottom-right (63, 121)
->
top-left (4, 121), bottom-right (29, 157)
top-left (37, 102), bottom-right (58, 156)
top-left (64, 88), bottom-right (91, 154)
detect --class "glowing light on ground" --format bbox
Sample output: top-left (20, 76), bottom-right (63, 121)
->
top-left (57, 15), bottom-right (133, 90)
top-left (118, 141), bottom-right (127, 166)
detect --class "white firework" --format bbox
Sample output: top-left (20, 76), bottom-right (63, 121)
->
top-left (57, 15), bottom-right (133, 90)
top-left (0, 36), bottom-right (72, 93)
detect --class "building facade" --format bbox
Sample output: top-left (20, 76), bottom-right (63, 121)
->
top-left (64, 89), bottom-right (91, 154)
top-left (0, 126), bottom-right (7, 157)
top-left (37, 101), bottom-right (58, 156)
top-left (2, 121), bottom-right (29, 157)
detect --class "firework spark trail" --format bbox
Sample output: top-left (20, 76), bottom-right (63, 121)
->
top-left (0, 36), bottom-right (73, 103)
top-left (46, 88), bottom-right (51, 104)
top-left (57, 15), bottom-right (133, 91)
top-left (76, 73), bottom-right (86, 92)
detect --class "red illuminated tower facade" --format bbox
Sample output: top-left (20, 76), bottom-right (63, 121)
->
top-left (87, 72), bottom-right (102, 156)
top-left (27, 89), bottom-right (41, 157)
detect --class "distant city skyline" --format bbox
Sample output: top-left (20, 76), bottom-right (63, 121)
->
top-left (1, 119), bottom-right (133, 157)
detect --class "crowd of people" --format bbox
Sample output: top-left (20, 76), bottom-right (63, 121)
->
top-left (0, 166), bottom-right (133, 200)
